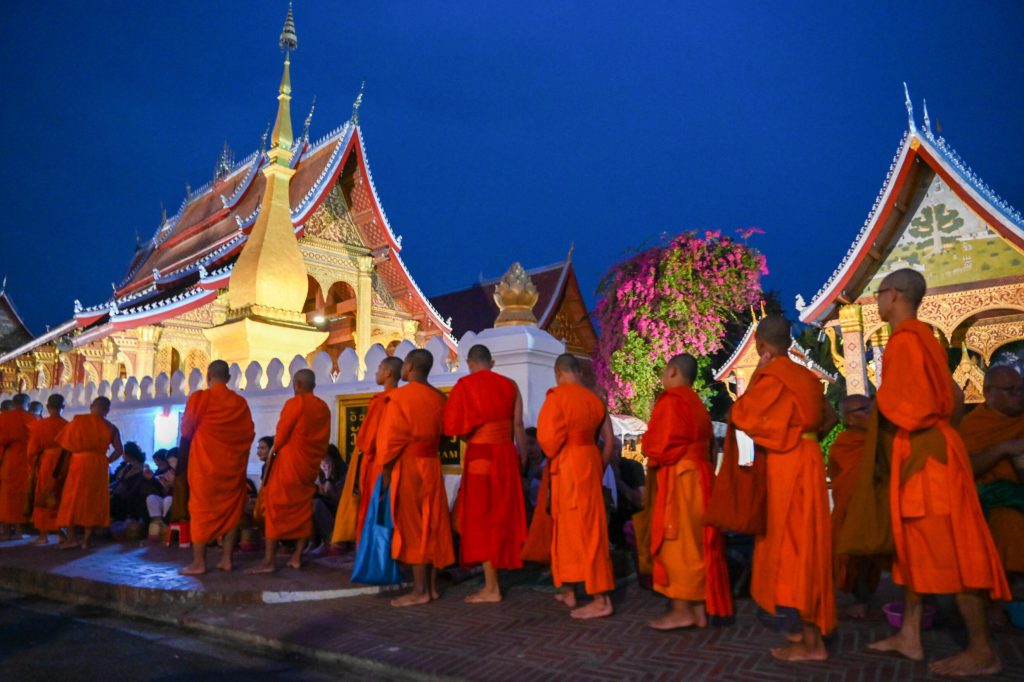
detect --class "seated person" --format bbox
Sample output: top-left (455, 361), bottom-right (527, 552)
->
top-left (110, 442), bottom-right (153, 521)
top-left (145, 451), bottom-right (178, 523)
top-left (311, 444), bottom-right (345, 549)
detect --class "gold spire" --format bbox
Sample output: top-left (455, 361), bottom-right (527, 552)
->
top-left (270, 4), bottom-right (297, 164)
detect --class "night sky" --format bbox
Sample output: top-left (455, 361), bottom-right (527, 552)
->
top-left (2, 2), bottom-right (1023, 336)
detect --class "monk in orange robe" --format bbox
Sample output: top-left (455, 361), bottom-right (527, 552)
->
top-left (0, 393), bottom-right (38, 539)
top-left (959, 365), bottom-right (1024, 576)
top-left (730, 315), bottom-right (836, 661)
top-left (27, 394), bottom-right (69, 545)
top-left (55, 397), bottom-right (124, 549)
top-left (828, 395), bottom-right (886, 619)
top-left (248, 370), bottom-right (331, 573)
top-left (521, 428), bottom-right (552, 564)
top-left (643, 354), bottom-right (733, 630)
top-left (444, 344), bottom-right (528, 603)
top-left (331, 356), bottom-right (403, 547)
top-left (538, 353), bottom-right (616, 620)
top-left (865, 269), bottom-right (1009, 676)
top-left (376, 348), bottom-right (455, 606)
top-left (179, 360), bottom-right (255, 575)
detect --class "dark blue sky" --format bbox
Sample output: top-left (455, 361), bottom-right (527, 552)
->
top-left (2, 1), bottom-right (1023, 335)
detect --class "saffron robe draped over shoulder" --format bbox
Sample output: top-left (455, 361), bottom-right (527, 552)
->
top-left (642, 385), bottom-right (732, 615)
top-left (444, 369), bottom-right (527, 569)
top-left (0, 410), bottom-right (37, 524)
top-left (332, 389), bottom-right (390, 545)
top-left (828, 428), bottom-right (885, 592)
top-left (878, 320), bottom-right (1009, 599)
top-left (730, 356), bottom-right (836, 635)
top-left (55, 414), bottom-right (114, 528)
top-left (27, 415), bottom-right (68, 531)
top-left (958, 403), bottom-right (1024, 573)
top-left (182, 384), bottom-right (255, 545)
top-left (537, 383), bottom-right (615, 595)
top-left (264, 393), bottom-right (331, 540)
top-left (376, 382), bottom-right (455, 568)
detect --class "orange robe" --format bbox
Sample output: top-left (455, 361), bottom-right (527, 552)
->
top-left (0, 410), bottom-right (36, 524)
top-left (643, 385), bottom-right (732, 615)
top-left (521, 465), bottom-right (552, 564)
top-left (879, 320), bottom-right (1010, 599)
top-left (264, 393), bottom-right (331, 540)
top-left (538, 383), bottom-right (615, 595)
top-left (828, 428), bottom-right (885, 593)
top-left (730, 356), bottom-right (836, 635)
top-left (28, 415), bottom-right (69, 532)
top-left (332, 388), bottom-right (391, 545)
top-left (376, 382), bottom-right (455, 568)
top-left (445, 369), bottom-right (527, 569)
top-left (182, 384), bottom-right (255, 545)
top-left (55, 414), bottom-right (114, 528)
top-left (958, 404), bottom-right (1024, 573)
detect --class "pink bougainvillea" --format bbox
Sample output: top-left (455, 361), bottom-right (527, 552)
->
top-left (594, 229), bottom-right (767, 419)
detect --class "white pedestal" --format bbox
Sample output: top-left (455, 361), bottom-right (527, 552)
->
top-left (473, 325), bottom-right (565, 427)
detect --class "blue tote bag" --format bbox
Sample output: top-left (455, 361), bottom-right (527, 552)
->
top-left (351, 474), bottom-right (404, 585)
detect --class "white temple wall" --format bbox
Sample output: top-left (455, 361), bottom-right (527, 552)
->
top-left (5, 327), bottom-right (565, 486)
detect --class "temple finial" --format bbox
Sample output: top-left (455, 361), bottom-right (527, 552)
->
top-left (922, 98), bottom-right (931, 134)
top-left (269, 4), bottom-right (297, 161)
top-left (302, 95), bottom-right (316, 141)
top-left (903, 82), bottom-right (916, 133)
top-left (260, 121), bottom-right (270, 153)
top-left (160, 202), bottom-right (167, 223)
top-left (0, 276), bottom-right (6, 294)
top-left (214, 141), bottom-right (234, 181)
top-left (351, 80), bottom-right (365, 125)
top-left (567, 242), bottom-right (575, 262)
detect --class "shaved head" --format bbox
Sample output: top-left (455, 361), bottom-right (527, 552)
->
top-left (208, 359), bottom-right (230, 383)
top-left (840, 394), bottom-right (873, 430)
top-left (983, 365), bottom-right (1021, 391)
top-left (91, 396), bottom-right (111, 416)
top-left (983, 364), bottom-right (1023, 417)
top-left (0, 400), bottom-right (11, 412)
top-left (467, 344), bottom-right (492, 365)
top-left (379, 356), bottom-right (403, 381)
top-left (841, 395), bottom-right (872, 414)
top-left (666, 354), bottom-right (698, 384)
top-left (46, 394), bottom-right (65, 410)
top-left (555, 353), bottom-right (581, 375)
top-left (29, 401), bottom-right (43, 416)
top-left (755, 314), bottom-right (791, 352)
top-left (881, 268), bottom-right (926, 308)
top-left (293, 368), bottom-right (316, 392)
top-left (406, 348), bottom-right (434, 377)
top-left (12, 393), bottom-right (29, 408)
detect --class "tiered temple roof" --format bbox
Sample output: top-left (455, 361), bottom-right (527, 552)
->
top-left (0, 289), bottom-right (32, 355)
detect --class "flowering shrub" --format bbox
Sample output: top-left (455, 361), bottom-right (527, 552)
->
top-left (594, 229), bottom-right (768, 419)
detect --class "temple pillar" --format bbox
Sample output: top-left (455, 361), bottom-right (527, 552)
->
top-left (838, 304), bottom-right (869, 396)
top-left (870, 325), bottom-right (890, 387)
top-left (355, 255), bottom-right (374, 378)
top-left (100, 338), bottom-right (120, 383)
top-left (135, 327), bottom-right (161, 378)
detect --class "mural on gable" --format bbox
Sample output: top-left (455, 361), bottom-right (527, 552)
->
top-left (868, 174), bottom-right (1023, 291)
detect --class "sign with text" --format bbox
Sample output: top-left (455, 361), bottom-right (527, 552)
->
top-left (337, 389), bottom-right (464, 474)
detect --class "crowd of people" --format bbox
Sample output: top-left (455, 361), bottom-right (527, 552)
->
top-left (0, 268), bottom-right (1021, 676)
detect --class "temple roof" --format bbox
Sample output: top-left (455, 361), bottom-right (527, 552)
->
top-left (431, 258), bottom-right (581, 339)
top-left (798, 106), bottom-right (1024, 326)
top-left (0, 290), bottom-right (32, 354)
top-left (713, 320), bottom-right (836, 385)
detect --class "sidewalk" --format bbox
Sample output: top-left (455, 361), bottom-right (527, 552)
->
top-left (1, 536), bottom-right (1021, 681)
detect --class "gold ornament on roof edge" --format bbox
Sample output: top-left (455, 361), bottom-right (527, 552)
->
top-left (494, 262), bottom-right (539, 327)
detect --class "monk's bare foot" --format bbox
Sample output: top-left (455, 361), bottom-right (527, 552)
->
top-left (771, 639), bottom-right (829, 662)
top-left (867, 632), bottom-right (924, 661)
top-left (846, 603), bottom-right (868, 620)
top-left (31, 536), bottom-right (49, 546)
top-left (554, 590), bottom-right (577, 609)
top-left (286, 558), bottom-right (302, 570)
top-left (570, 598), bottom-right (613, 620)
top-left (216, 558), bottom-right (233, 572)
top-left (57, 540), bottom-right (80, 550)
top-left (648, 609), bottom-right (706, 631)
top-left (928, 648), bottom-right (1002, 677)
top-left (245, 561), bottom-right (276, 575)
top-left (391, 592), bottom-right (432, 608)
top-left (178, 562), bottom-right (207, 575)
top-left (431, 590), bottom-right (441, 601)
top-left (464, 587), bottom-right (502, 604)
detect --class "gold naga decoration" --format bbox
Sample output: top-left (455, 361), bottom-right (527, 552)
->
top-left (494, 262), bottom-right (539, 327)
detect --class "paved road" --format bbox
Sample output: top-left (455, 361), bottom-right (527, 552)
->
top-left (0, 591), bottom-right (396, 682)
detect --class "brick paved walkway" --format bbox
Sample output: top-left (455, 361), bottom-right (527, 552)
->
top-left (1, 536), bottom-right (1021, 681)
